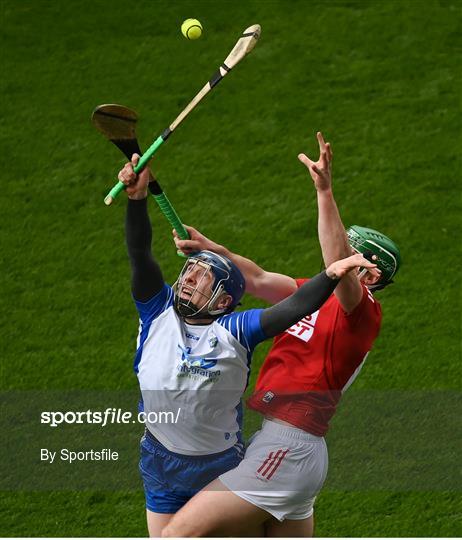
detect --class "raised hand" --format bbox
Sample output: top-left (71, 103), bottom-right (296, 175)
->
top-left (118, 154), bottom-right (151, 200)
top-left (326, 253), bottom-right (380, 281)
top-left (173, 225), bottom-right (222, 256)
top-left (298, 132), bottom-right (333, 192)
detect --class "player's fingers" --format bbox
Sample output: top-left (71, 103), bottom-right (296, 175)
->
top-left (368, 268), bottom-right (382, 279)
top-left (131, 153), bottom-right (140, 166)
top-left (320, 151), bottom-right (328, 169)
top-left (118, 168), bottom-right (133, 185)
top-left (353, 254), bottom-right (377, 268)
top-left (173, 237), bottom-right (187, 251)
top-left (311, 164), bottom-right (322, 176)
top-left (120, 160), bottom-right (138, 183)
top-left (298, 153), bottom-right (314, 168)
top-left (180, 240), bottom-right (201, 249)
top-left (183, 225), bottom-right (197, 236)
top-left (174, 238), bottom-right (186, 250)
top-left (337, 254), bottom-right (366, 275)
top-left (176, 239), bottom-right (202, 251)
top-left (325, 142), bottom-right (333, 162)
top-left (317, 132), bottom-right (326, 151)
top-left (173, 226), bottom-right (197, 244)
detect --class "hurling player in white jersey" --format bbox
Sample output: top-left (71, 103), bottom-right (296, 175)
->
top-left (118, 154), bottom-right (378, 537)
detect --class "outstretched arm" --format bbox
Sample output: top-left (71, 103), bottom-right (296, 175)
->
top-left (260, 253), bottom-right (378, 338)
top-left (173, 226), bottom-right (297, 304)
top-left (120, 155), bottom-right (164, 302)
top-left (298, 132), bottom-right (372, 313)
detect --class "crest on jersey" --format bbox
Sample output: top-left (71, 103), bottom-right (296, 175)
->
top-left (178, 345), bottom-right (218, 370)
top-left (176, 345), bottom-right (221, 383)
top-left (262, 391), bottom-right (275, 403)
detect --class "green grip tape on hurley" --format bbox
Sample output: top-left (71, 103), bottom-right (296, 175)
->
top-left (133, 135), bottom-right (164, 173)
top-left (153, 192), bottom-right (190, 258)
top-left (153, 192), bottom-right (189, 258)
top-left (153, 192), bottom-right (189, 239)
top-left (104, 181), bottom-right (125, 205)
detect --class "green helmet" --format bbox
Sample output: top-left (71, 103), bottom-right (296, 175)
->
top-left (346, 225), bottom-right (401, 287)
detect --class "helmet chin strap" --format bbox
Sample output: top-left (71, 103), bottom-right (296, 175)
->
top-left (174, 297), bottom-right (224, 320)
top-left (367, 280), bottom-right (392, 292)
top-left (175, 300), bottom-right (207, 319)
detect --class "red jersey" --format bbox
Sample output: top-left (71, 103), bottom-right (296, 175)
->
top-left (247, 279), bottom-right (382, 436)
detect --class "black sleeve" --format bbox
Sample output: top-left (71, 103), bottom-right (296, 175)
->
top-left (260, 271), bottom-right (339, 338)
top-left (125, 197), bottom-right (164, 302)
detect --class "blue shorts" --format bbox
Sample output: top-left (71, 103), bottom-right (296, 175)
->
top-left (139, 430), bottom-right (244, 514)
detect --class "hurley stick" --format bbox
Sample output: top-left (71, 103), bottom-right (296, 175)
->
top-left (92, 104), bottom-right (189, 241)
top-left (103, 24), bottom-right (261, 206)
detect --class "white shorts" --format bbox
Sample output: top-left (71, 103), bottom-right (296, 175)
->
top-left (219, 419), bottom-right (328, 521)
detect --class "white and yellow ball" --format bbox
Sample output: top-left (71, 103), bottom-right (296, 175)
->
top-left (181, 18), bottom-right (203, 40)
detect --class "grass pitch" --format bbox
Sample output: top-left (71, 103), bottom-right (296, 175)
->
top-left (1, 0), bottom-right (461, 536)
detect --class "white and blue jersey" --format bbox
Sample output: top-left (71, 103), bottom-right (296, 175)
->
top-left (134, 284), bottom-right (266, 456)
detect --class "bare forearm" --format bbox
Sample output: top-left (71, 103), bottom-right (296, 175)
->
top-left (317, 189), bottom-right (351, 266)
top-left (317, 190), bottom-right (363, 312)
top-left (173, 228), bottom-right (267, 291)
top-left (220, 246), bottom-right (264, 284)
top-left (299, 132), bottom-right (363, 312)
top-left (174, 228), bottom-right (296, 303)
top-left (214, 245), bottom-right (296, 303)
top-left (185, 237), bottom-right (266, 286)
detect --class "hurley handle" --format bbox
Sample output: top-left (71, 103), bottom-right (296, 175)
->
top-left (152, 192), bottom-right (189, 240)
top-left (152, 192), bottom-right (189, 258)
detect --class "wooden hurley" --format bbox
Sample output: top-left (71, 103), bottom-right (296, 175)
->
top-left (103, 24), bottom-right (261, 206)
top-left (92, 103), bottom-right (189, 244)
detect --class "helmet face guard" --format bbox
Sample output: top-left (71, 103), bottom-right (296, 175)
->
top-left (173, 251), bottom-right (245, 319)
top-left (347, 225), bottom-right (401, 290)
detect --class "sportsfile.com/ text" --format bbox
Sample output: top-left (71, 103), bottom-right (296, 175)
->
top-left (40, 408), bottom-right (181, 428)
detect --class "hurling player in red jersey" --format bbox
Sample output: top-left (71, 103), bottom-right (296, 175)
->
top-left (162, 132), bottom-right (401, 538)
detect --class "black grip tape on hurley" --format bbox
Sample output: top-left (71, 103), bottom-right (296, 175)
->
top-left (161, 127), bottom-right (172, 141)
top-left (112, 138), bottom-right (142, 161)
top-left (209, 69), bottom-right (223, 88)
top-left (148, 181), bottom-right (163, 196)
top-left (209, 64), bottom-right (230, 88)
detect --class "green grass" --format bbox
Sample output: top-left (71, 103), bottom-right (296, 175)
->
top-left (1, 0), bottom-right (461, 536)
